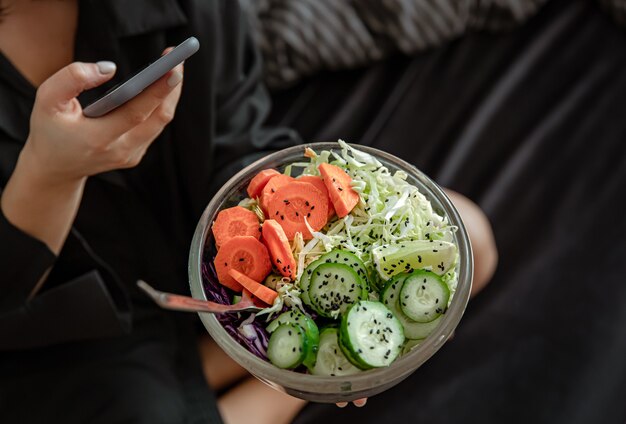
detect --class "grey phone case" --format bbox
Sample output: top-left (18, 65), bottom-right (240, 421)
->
top-left (83, 37), bottom-right (199, 118)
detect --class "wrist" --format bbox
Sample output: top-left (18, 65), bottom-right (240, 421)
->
top-left (18, 141), bottom-right (87, 191)
top-left (1, 147), bottom-right (87, 255)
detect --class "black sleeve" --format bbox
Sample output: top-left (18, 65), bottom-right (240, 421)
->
top-left (0, 182), bottom-right (132, 350)
top-left (0, 191), bottom-right (57, 311)
top-left (207, 0), bottom-right (301, 193)
top-left (166, 0), bottom-right (301, 218)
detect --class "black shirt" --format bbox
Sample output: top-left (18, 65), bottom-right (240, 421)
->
top-left (0, 0), bottom-right (297, 422)
top-left (0, 0), bottom-right (295, 348)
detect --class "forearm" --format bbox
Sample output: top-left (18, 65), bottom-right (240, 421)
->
top-left (1, 143), bottom-right (86, 255)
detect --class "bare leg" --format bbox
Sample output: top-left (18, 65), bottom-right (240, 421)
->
top-left (218, 377), bottom-right (307, 424)
top-left (202, 189), bottom-right (496, 424)
top-left (444, 189), bottom-right (498, 297)
top-left (198, 335), bottom-right (249, 391)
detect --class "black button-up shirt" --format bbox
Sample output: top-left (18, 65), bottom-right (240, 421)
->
top-left (0, 0), bottom-right (297, 349)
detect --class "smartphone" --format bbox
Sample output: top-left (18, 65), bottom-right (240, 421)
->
top-left (82, 37), bottom-right (200, 118)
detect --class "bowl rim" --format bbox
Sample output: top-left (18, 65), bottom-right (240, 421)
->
top-left (188, 142), bottom-right (473, 397)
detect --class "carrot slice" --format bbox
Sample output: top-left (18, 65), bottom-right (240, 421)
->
top-left (268, 182), bottom-right (328, 240)
top-left (262, 219), bottom-right (297, 279)
top-left (319, 163), bottom-right (360, 218)
top-left (228, 269), bottom-right (278, 305)
top-left (214, 236), bottom-right (272, 291)
top-left (247, 169), bottom-right (280, 199)
top-left (242, 289), bottom-right (270, 307)
top-left (212, 206), bottom-right (261, 249)
top-left (298, 175), bottom-right (335, 219)
top-left (259, 174), bottom-right (294, 217)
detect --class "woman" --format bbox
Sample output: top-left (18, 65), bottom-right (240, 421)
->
top-left (0, 1), bottom-right (496, 423)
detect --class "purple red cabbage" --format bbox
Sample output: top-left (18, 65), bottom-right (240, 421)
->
top-left (201, 260), bottom-right (270, 359)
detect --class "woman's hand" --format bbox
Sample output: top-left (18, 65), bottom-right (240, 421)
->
top-left (1, 50), bottom-right (183, 259)
top-left (336, 398), bottom-right (367, 408)
top-left (24, 52), bottom-right (183, 186)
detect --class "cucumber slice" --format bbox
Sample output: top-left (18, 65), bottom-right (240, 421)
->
top-left (299, 257), bottom-right (326, 307)
top-left (318, 250), bottom-right (369, 289)
top-left (399, 270), bottom-right (450, 323)
top-left (381, 273), bottom-right (444, 339)
top-left (267, 324), bottom-right (308, 369)
top-left (401, 338), bottom-right (424, 355)
top-left (264, 273), bottom-right (283, 290)
top-left (266, 309), bottom-right (320, 370)
top-left (299, 249), bottom-right (370, 307)
top-left (311, 327), bottom-right (361, 376)
top-left (308, 263), bottom-right (368, 318)
top-left (232, 295), bottom-right (242, 304)
top-left (339, 300), bottom-right (405, 369)
top-left (372, 240), bottom-right (457, 280)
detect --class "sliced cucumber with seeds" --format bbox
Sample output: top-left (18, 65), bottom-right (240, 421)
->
top-left (399, 270), bottom-right (450, 323)
top-left (311, 327), bottom-right (361, 376)
top-left (267, 324), bottom-right (309, 369)
top-left (299, 249), bottom-right (370, 307)
top-left (308, 263), bottom-right (368, 318)
top-left (266, 309), bottom-right (320, 370)
top-left (318, 250), bottom-right (369, 290)
top-left (299, 257), bottom-right (327, 307)
top-left (381, 273), bottom-right (444, 340)
top-left (339, 300), bottom-right (405, 369)
top-left (264, 273), bottom-right (284, 290)
top-left (372, 240), bottom-right (456, 280)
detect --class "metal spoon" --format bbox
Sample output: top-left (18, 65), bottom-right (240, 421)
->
top-left (137, 280), bottom-right (261, 314)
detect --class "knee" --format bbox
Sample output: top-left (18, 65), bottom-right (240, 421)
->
top-left (444, 189), bottom-right (498, 297)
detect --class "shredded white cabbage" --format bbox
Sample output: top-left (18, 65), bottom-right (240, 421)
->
top-left (296, 139), bottom-right (457, 277)
top-left (256, 139), bottom-right (459, 314)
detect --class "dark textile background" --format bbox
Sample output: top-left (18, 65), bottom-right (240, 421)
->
top-left (267, 0), bottom-right (626, 422)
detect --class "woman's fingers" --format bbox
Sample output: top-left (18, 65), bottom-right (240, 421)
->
top-left (112, 69), bottom-right (183, 168)
top-left (353, 398), bottom-right (367, 407)
top-left (99, 63), bottom-right (183, 138)
top-left (336, 398), bottom-right (367, 408)
top-left (37, 61), bottom-right (117, 111)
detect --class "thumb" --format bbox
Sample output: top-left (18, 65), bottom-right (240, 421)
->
top-left (37, 61), bottom-right (117, 110)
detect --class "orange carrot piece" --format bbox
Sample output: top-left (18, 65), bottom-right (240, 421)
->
top-left (214, 236), bottom-right (272, 291)
top-left (298, 175), bottom-right (335, 219)
top-left (319, 163), bottom-right (360, 218)
top-left (262, 219), bottom-right (297, 279)
top-left (247, 169), bottom-right (281, 199)
top-left (267, 182), bottom-right (328, 240)
top-left (242, 289), bottom-right (270, 307)
top-left (228, 269), bottom-right (278, 305)
top-left (259, 174), bottom-right (294, 217)
top-left (212, 206), bottom-right (261, 249)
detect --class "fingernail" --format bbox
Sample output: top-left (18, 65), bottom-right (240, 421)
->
top-left (167, 70), bottom-right (183, 87)
top-left (354, 399), bottom-right (367, 407)
top-left (336, 402), bottom-right (347, 408)
top-left (96, 61), bottom-right (116, 74)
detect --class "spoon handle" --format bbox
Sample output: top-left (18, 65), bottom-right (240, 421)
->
top-left (137, 280), bottom-right (260, 313)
